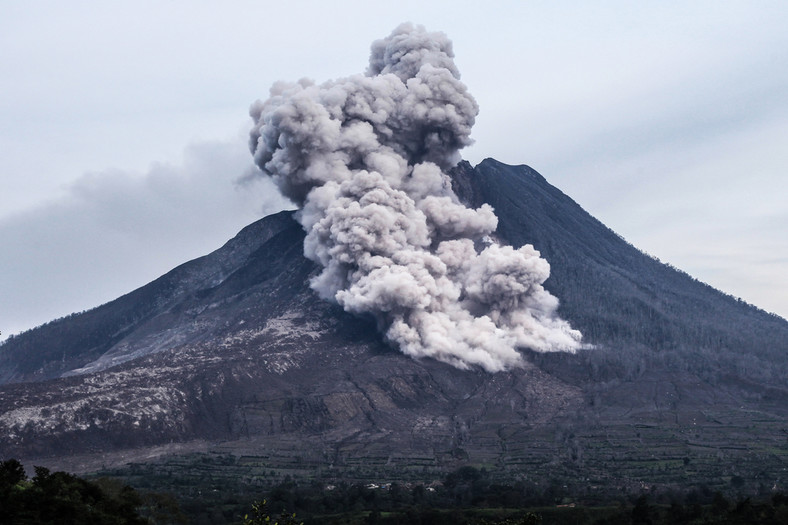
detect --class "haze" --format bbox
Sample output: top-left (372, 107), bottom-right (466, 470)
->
top-left (1, 1), bottom-right (787, 340)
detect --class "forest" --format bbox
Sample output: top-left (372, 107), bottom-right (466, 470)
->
top-left (8, 458), bottom-right (785, 525)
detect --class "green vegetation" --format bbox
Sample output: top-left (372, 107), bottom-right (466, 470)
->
top-left (231, 481), bottom-right (788, 524)
top-left (242, 499), bottom-right (302, 525)
top-left (88, 459), bottom-right (788, 524)
top-left (5, 457), bottom-right (788, 524)
top-left (0, 458), bottom-right (145, 524)
top-left (0, 458), bottom-right (188, 524)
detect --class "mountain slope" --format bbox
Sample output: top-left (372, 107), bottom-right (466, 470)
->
top-left (457, 159), bottom-right (786, 360)
top-left (1, 159), bottom-right (787, 496)
top-left (0, 210), bottom-right (296, 383)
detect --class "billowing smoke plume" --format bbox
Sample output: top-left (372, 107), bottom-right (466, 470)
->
top-left (249, 23), bottom-right (582, 372)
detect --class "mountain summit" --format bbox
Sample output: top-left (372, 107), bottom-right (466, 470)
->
top-left (248, 23), bottom-right (583, 372)
top-left (1, 159), bottom-right (786, 496)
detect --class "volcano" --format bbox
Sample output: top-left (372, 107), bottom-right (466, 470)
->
top-left (1, 158), bottom-right (787, 498)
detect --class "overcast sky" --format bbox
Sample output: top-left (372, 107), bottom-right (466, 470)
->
top-left (2, 1), bottom-right (787, 339)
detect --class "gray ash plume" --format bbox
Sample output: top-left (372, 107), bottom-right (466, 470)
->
top-left (249, 23), bottom-right (582, 371)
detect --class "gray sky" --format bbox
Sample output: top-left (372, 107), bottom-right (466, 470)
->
top-left (2, 1), bottom-right (787, 339)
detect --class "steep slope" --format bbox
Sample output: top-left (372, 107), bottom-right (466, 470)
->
top-left (0, 199), bottom-right (582, 468)
top-left (456, 159), bottom-right (787, 359)
top-left (0, 210), bottom-right (296, 384)
top-left (1, 160), bottom-right (787, 496)
top-left (492, 159), bottom-right (781, 343)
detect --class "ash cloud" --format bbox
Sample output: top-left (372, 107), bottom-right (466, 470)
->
top-left (249, 23), bottom-right (582, 371)
top-left (0, 139), bottom-right (288, 340)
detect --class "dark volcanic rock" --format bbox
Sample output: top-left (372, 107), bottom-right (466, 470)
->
top-left (0, 211), bottom-right (298, 384)
top-left (1, 160), bottom-right (787, 493)
top-left (453, 159), bottom-right (788, 357)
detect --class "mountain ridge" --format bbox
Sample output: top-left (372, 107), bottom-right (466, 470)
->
top-left (4, 158), bottom-right (783, 386)
top-left (1, 159), bottom-right (787, 496)
top-left (0, 210), bottom-right (298, 383)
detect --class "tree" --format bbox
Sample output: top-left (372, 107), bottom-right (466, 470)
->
top-left (0, 458), bottom-right (26, 489)
top-left (0, 459), bottom-right (147, 524)
top-left (242, 499), bottom-right (302, 525)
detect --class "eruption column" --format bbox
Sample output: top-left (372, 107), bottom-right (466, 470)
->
top-left (249, 23), bottom-right (582, 372)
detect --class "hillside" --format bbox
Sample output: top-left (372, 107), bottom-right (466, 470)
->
top-left (1, 159), bottom-right (787, 500)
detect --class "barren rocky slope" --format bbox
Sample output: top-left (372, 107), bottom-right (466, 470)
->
top-left (1, 159), bottom-right (786, 495)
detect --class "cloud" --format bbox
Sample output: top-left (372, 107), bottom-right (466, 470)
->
top-left (2, 1), bottom-right (786, 341)
top-left (0, 137), bottom-right (290, 338)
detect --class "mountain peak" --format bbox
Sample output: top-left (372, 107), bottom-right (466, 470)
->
top-left (1, 160), bottom-right (786, 497)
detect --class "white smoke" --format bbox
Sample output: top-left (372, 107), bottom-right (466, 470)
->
top-left (249, 23), bottom-right (582, 372)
